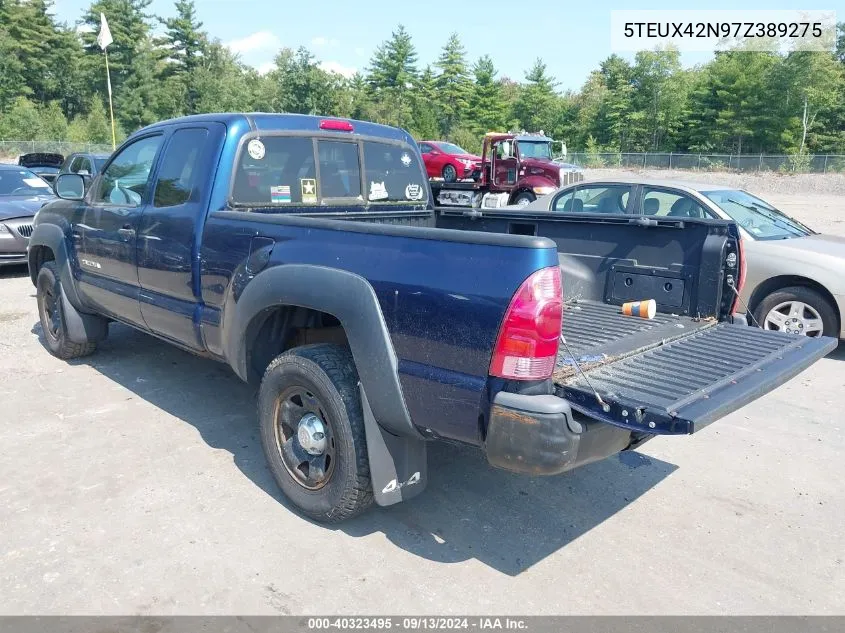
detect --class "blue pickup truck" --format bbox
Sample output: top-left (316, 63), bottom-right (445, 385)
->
top-left (28, 113), bottom-right (836, 523)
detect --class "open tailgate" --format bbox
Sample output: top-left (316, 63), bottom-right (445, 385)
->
top-left (557, 323), bottom-right (836, 434)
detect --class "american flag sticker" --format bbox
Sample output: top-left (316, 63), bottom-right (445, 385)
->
top-left (271, 185), bottom-right (291, 204)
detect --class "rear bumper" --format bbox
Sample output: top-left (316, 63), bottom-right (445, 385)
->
top-left (484, 391), bottom-right (634, 476)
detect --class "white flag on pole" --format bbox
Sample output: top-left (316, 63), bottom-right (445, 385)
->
top-left (97, 13), bottom-right (113, 50)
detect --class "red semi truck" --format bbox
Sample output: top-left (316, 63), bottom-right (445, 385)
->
top-left (430, 131), bottom-right (583, 209)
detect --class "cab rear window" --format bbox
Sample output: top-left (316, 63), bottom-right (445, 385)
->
top-left (230, 136), bottom-right (427, 208)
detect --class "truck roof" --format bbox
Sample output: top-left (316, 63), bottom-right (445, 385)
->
top-left (483, 132), bottom-right (554, 143)
top-left (132, 112), bottom-right (413, 144)
top-left (515, 134), bottom-right (553, 143)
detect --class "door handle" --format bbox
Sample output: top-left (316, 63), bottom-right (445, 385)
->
top-left (117, 226), bottom-right (135, 241)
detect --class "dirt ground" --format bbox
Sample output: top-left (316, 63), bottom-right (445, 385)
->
top-left (0, 172), bottom-right (843, 615)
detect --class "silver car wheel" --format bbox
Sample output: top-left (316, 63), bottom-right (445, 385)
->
top-left (763, 301), bottom-right (825, 337)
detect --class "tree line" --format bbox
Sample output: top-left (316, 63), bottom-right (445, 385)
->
top-left (1, 0), bottom-right (844, 156)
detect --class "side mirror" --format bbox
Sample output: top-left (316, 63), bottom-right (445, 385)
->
top-left (54, 173), bottom-right (86, 201)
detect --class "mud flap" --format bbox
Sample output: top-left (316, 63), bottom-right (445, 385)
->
top-left (359, 384), bottom-right (427, 506)
top-left (60, 284), bottom-right (108, 344)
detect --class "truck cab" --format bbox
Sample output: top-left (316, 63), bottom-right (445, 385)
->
top-left (433, 131), bottom-right (583, 209)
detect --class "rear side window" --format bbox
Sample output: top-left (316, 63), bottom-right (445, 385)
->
top-left (363, 141), bottom-right (427, 203)
top-left (230, 136), bottom-right (427, 207)
top-left (640, 187), bottom-right (710, 218)
top-left (554, 185), bottom-right (631, 214)
top-left (233, 137), bottom-right (316, 206)
top-left (154, 128), bottom-right (210, 207)
top-left (76, 157), bottom-right (93, 175)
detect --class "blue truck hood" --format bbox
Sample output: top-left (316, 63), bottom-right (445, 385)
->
top-left (0, 194), bottom-right (55, 220)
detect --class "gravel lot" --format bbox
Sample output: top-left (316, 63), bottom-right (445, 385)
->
top-left (1, 186), bottom-right (843, 615)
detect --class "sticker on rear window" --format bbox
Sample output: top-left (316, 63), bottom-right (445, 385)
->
top-left (405, 184), bottom-right (423, 200)
top-left (24, 178), bottom-right (49, 188)
top-left (369, 181), bottom-right (388, 201)
top-left (271, 185), bottom-right (291, 204)
top-left (247, 139), bottom-right (265, 161)
top-left (300, 178), bottom-right (317, 204)
top-left (400, 153), bottom-right (412, 167)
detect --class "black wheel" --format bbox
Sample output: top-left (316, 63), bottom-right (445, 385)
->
top-left (512, 191), bottom-right (535, 206)
top-left (258, 344), bottom-right (373, 523)
top-left (36, 261), bottom-right (100, 359)
top-left (442, 164), bottom-right (458, 183)
top-left (753, 286), bottom-right (839, 338)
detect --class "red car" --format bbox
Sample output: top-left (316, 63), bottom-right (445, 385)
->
top-left (418, 141), bottom-right (482, 183)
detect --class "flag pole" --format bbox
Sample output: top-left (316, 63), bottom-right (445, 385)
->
top-left (104, 49), bottom-right (116, 151)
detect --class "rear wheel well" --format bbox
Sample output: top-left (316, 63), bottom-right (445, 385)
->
top-left (245, 305), bottom-right (350, 384)
top-left (748, 275), bottom-right (840, 329)
top-left (28, 245), bottom-right (55, 285)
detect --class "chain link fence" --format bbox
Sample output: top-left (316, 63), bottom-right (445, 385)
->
top-left (0, 140), bottom-right (114, 161)
top-left (564, 152), bottom-right (845, 174)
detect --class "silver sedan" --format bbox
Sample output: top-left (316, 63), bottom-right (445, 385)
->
top-left (0, 165), bottom-right (56, 267)
top-left (519, 177), bottom-right (845, 339)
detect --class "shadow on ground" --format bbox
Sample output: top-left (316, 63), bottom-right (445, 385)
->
top-left (0, 264), bottom-right (29, 280)
top-left (35, 321), bottom-right (677, 575)
top-left (825, 343), bottom-right (845, 361)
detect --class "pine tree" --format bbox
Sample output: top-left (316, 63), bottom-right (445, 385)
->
top-left (468, 55), bottom-right (508, 134)
top-left (0, 14), bottom-right (29, 111)
top-left (512, 58), bottom-right (558, 133)
top-left (366, 25), bottom-right (418, 91)
top-left (434, 33), bottom-right (471, 135)
top-left (365, 25), bottom-right (418, 130)
top-left (160, 0), bottom-right (206, 112)
top-left (408, 66), bottom-right (440, 139)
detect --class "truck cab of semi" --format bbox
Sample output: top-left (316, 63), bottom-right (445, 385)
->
top-left (433, 131), bottom-right (583, 209)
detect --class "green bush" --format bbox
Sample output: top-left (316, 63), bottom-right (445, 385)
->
top-left (583, 135), bottom-right (605, 168)
top-left (785, 152), bottom-right (811, 173)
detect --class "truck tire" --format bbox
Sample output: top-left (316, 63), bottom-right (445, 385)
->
top-left (753, 285), bottom-right (838, 338)
top-left (36, 261), bottom-right (99, 359)
top-left (442, 164), bottom-right (457, 183)
top-left (258, 343), bottom-right (373, 523)
top-left (512, 191), bottom-right (535, 206)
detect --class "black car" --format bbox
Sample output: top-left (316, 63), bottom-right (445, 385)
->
top-left (17, 152), bottom-right (65, 184)
top-left (59, 152), bottom-right (110, 179)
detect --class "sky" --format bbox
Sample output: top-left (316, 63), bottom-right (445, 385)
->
top-left (52, 0), bottom-right (833, 91)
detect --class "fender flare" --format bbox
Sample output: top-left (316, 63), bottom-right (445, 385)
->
top-left (224, 264), bottom-right (419, 439)
top-left (28, 223), bottom-right (108, 343)
top-left (28, 223), bottom-right (85, 309)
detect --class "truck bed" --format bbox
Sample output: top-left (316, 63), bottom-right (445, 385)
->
top-left (556, 301), bottom-right (836, 435)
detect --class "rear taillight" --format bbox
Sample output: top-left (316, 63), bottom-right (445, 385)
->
top-left (730, 236), bottom-right (748, 315)
top-left (490, 266), bottom-right (563, 380)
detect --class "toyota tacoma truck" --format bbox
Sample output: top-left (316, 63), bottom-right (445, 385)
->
top-left (28, 113), bottom-right (836, 523)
